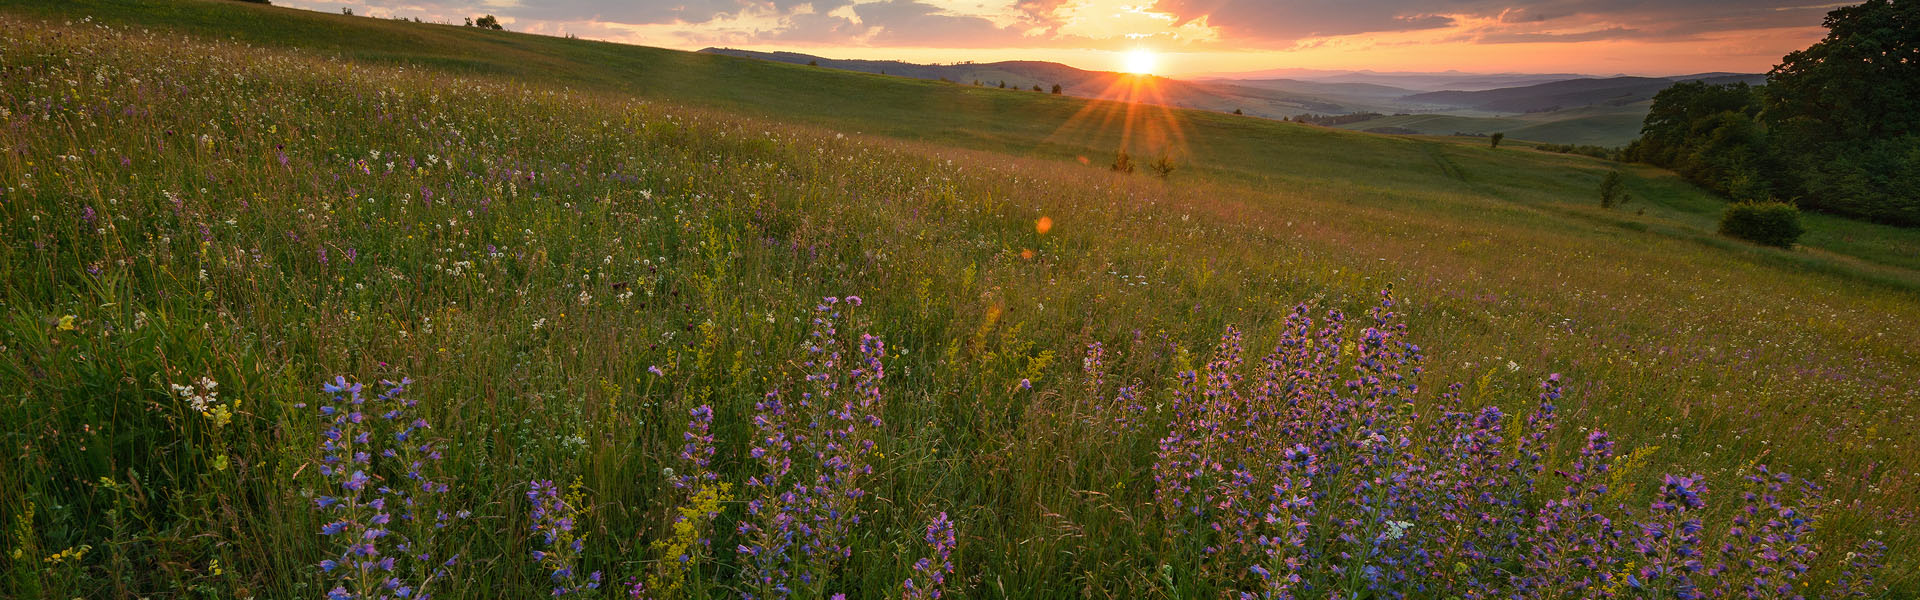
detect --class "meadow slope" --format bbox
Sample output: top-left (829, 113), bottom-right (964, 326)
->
top-left (3, 5), bottom-right (1919, 599)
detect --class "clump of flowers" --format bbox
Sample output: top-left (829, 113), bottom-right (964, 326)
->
top-left (305, 376), bottom-right (461, 600)
top-left (738, 296), bottom-right (887, 599)
top-left (1827, 538), bottom-right (1886, 598)
top-left (1630, 474), bottom-right (1709, 599)
top-left (527, 479), bottom-right (602, 596)
top-left (902, 512), bottom-right (957, 600)
top-left (646, 404), bottom-right (731, 598)
top-left (173, 376), bottom-right (235, 427)
top-left (1133, 289), bottom-right (1856, 599)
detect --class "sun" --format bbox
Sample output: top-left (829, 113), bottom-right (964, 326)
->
top-left (1121, 48), bottom-right (1157, 75)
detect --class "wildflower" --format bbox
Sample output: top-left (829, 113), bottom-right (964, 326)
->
top-left (740, 296), bottom-right (886, 598)
top-left (307, 376), bottom-right (460, 599)
top-left (904, 512), bottom-right (957, 600)
top-left (527, 479), bottom-right (601, 595)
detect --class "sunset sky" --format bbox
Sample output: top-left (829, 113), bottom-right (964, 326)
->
top-left (276, 0), bottom-right (1841, 76)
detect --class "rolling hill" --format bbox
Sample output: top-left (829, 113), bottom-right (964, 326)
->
top-left (1194, 67), bottom-right (1600, 91)
top-left (1330, 101), bottom-right (1656, 147)
top-left (1403, 73), bottom-right (1767, 113)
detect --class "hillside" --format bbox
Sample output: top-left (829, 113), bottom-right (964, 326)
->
top-left (1196, 68), bottom-right (1599, 91)
top-left (1332, 102), bottom-right (1655, 147)
top-left (4, 1), bottom-right (1919, 598)
top-left (1404, 74), bottom-right (1767, 113)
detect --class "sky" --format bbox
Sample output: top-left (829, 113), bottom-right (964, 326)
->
top-left (275, 0), bottom-right (1844, 77)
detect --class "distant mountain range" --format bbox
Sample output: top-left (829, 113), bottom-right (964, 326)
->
top-left (698, 48), bottom-right (1763, 147)
top-left (1401, 73), bottom-right (1769, 113)
top-left (1193, 68), bottom-right (1603, 92)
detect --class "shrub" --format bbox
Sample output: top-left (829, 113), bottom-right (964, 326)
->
top-left (1149, 155), bottom-right (1175, 179)
top-left (1489, 132), bottom-right (1505, 148)
top-left (1051, 84), bottom-right (1062, 94)
top-left (1599, 171), bottom-right (1628, 208)
top-left (1111, 150), bottom-right (1134, 173)
top-left (1719, 201), bottom-right (1805, 248)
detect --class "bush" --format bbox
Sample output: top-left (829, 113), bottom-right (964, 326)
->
top-left (1719, 201), bottom-right (1805, 248)
top-left (1149, 155), bottom-right (1175, 179)
top-left (1111, 150), bottom-right (1134, 173)
top-left (1599, 171), bottom-right (1628, 208)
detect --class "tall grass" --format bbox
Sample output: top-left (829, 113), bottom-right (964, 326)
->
top-left (2, 16), bottom-right (1916, 598)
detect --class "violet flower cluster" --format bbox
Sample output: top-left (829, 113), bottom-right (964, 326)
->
top-left (738, 296), bottom-right (887, 599)
top-left (305, 376), bottom-right (461, 600)
top-left (1134, 289), bottom-right (1853, 599)
top-left (903, 512), bottom-right (957, 600)
top-left (527, 480), bottom-right (603, 596)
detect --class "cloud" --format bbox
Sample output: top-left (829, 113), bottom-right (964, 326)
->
top-left (1140, 0), bottom-right (1833, 46)
top-left (1474, 26), bottom-right (1645, 44)
top-left (851, 1), bottom-right (1031, 46)
top-left (766, 10), bottom-right (868, 43)
top-left (1150, 0), bottom-right (1467, 42)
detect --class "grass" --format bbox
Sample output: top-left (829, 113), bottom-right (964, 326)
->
top-left (3, 2), bottom-right (1919, 598)
top-left (1331, 103), bottom-right (1652, 147)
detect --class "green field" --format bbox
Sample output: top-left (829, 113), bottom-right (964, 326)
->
top-left (4, 1), bottom-right (1919, 597)
top-left (1332, 102), bottom-right (1654, 148)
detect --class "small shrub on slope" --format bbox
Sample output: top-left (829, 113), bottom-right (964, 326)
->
top-left (1719, 201), bottom-right (1805, 248)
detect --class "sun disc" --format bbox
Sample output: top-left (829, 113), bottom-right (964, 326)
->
top-left (1122, 49), bottom-right (1157, 75)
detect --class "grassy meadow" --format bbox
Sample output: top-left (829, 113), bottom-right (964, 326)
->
top-left (1331, 104), bottom-right (1653, 148)
top-left (3, 2), bottom-right (1919, 598)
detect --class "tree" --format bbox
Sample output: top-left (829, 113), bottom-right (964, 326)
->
top-left (808, 60), bottom-right (818, 66)
top-left (1489, 133), bottom-right (1504, 148)
top-left (1111, 150), bottom-right (1134, 174)
top-left (1032, 84), bottom-right (1043, 92)
top-left (1764, 0), bottom-right (1920, 224)
top-left (1620, 81), bottom-right (1781, 202)
top-left (1599, 171), bottom-right (1628, 208)
top-left (1233, 108), bottom-right (1243, 115)
top-left (1626, 81), bottom-right (1761, 168)
top-left (1051, 84), bottom-right (1062, 94)
top-left (998, 81), bottom-right (1007, 89)
top-left (474, 14), bottom-right (504, 30)
top-left (341, 7), bottom-right (353, 15)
